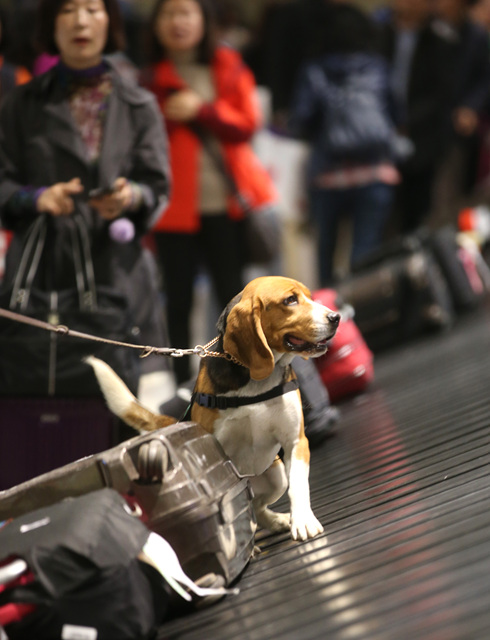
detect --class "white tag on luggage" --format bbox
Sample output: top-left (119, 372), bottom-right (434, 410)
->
top-left (61, 625), bottom-right (98, 640)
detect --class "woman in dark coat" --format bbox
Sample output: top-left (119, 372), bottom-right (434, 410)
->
top-left (0, 0), bottom-right (171, 398)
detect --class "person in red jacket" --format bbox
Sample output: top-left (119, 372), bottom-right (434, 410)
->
top-left (142, 0), bottom-right (277, 384)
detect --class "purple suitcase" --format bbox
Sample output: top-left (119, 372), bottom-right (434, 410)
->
top-left (0, 398), bottom-right (118, 490)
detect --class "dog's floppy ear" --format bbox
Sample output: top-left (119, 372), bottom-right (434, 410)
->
top-left (217, 293), bottom-right (242, 336)
top-left (222, 292), bottom-right (275, 381)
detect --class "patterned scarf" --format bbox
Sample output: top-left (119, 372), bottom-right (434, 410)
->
top-left (59, 61), bottom-right (112, 163)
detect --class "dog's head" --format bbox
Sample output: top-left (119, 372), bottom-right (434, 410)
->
top-left (217, 276), bottom-right (340, 381)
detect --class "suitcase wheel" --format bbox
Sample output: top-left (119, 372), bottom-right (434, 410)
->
top-left (137, 440), bottom-right (169, 482)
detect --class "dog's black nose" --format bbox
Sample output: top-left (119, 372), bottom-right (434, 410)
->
top-left (327, 311), bottom-right (341, 326)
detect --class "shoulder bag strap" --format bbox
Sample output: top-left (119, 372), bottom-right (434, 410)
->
top-left (71, 215), bottom-right (98, 310)
top-left (190, 123), bottom-right (250, 211)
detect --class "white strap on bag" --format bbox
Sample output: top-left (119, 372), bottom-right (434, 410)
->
top-left (0, 558), bottom-right (28, 587)
top-left (141, 532), bottom-right (239, 602)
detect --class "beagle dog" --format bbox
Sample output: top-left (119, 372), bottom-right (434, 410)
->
top-left (87, 276), bottom-right (340, 541)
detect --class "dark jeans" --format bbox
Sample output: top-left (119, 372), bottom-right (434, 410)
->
top-left (154, 214), bottom-right (244, 384)
top-left (310, 181), bottom-right (394, 286)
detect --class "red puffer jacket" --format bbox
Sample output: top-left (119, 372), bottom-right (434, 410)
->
top-left (144, 46), bottom-right (277, 233)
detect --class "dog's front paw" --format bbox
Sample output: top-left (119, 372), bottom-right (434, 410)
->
top-left (256, 509), bottom-right (291, 533)
top-left (290, 511), bottom-right (324, 541)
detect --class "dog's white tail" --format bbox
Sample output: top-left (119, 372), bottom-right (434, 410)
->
top-left (85, 356), bottom-right (176, 432)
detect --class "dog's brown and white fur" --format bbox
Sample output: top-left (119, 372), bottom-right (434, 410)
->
top-left (87, 276), bottom-right (340, 541)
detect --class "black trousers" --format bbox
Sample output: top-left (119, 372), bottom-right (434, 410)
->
top-left (396, 165), bottom-right (437, 234)
top-left (154, 214), bottom-right (244, 384)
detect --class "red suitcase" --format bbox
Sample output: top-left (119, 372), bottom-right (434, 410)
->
top-left (0, 398), bottom-right (118, 490)
top-left (312, 289), bottom-right (374, 402)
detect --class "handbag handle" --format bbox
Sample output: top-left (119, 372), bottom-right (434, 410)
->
top-left (10, 215), bottom-right (46, 309)
top-left (71, 215), bottom-right (98, 310)
top-left (9, 215), bottom-right (98, 312)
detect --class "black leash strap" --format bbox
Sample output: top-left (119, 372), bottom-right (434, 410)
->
top-left (0, 305), bottom-right (196, 359)
top-left (191, 378), bottom-right (300, 411)
top-left (0, 306), bottom-right (245, 362)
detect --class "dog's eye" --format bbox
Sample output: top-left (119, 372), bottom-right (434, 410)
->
top-left (283, 294), bottom-right (298, 306)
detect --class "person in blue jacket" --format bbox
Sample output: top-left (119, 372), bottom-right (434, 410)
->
top-left (290, 2), bottom-right (400, 285)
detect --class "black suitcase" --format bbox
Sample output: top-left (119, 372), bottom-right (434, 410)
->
top-left (424, 226), bottom-right (484, 311)
top-left (339, 236), bottom-right (454, 351)
top-left (292, 357), bottom-right (340, 446)
top-left (0, 422), bottom-right (256, 586)
top-left (0, 398), bottom-right (118, 490)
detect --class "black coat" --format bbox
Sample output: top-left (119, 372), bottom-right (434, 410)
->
top-left (377, 20), bottom-right (457, 172)
top-left (0, 59), bottom-right (171, 295)
top-left (378, 17), bottom-right (490, 173)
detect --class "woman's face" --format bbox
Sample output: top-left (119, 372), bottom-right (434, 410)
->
top-left (470, 0), bottom-right (490, 30)
top-left (393, 0), bottom-right (432, 25)
top-left (155, 0), bottom-right (205, 54)
top-left (55, 0), bottom-right (109, 69)
top-left (433, 0), bottom-right (466, 24)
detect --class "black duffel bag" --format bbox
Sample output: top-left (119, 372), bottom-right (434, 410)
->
top-left (0, 488), bottom-right (171, 640)
top-left (0, 215), bottom-right (139, 397)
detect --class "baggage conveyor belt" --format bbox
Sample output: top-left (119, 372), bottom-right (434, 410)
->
top-left (157, 301), bottom-right (490, 640)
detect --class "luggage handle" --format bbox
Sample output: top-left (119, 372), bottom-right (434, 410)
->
top-left (9, 215), bottom-right (98, 312)
top-left (99, 442), bottom-right (167, 488)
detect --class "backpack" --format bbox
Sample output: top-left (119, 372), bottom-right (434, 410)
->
top-left (309, 58), bottom-right (395, 163)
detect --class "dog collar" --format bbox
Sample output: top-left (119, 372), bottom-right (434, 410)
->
top-left (191, 379), bottom-right (300, 411)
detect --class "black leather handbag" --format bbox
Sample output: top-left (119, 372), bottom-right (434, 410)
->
top-left (0, 215), bottom-right (139, 397)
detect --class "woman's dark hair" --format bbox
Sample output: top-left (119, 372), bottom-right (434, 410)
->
top-left (35, 0), bottom-right (126, 56)
top-left (145, 0), bottom-right (217, 65)
top-left (307, 4), bottom-right (378, 58)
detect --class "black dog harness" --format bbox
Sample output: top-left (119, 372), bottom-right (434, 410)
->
top-left (185, 378), bottom-right (300, 416)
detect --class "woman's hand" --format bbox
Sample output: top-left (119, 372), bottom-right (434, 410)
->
top-left (453, 107), bottom-right (479, 137)
top-left (89, 177), bottom-right (133, 220)
top-left (164, 89), bottom-right (203, 122)
top-left (36, 178), bottom-right (84, 216)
